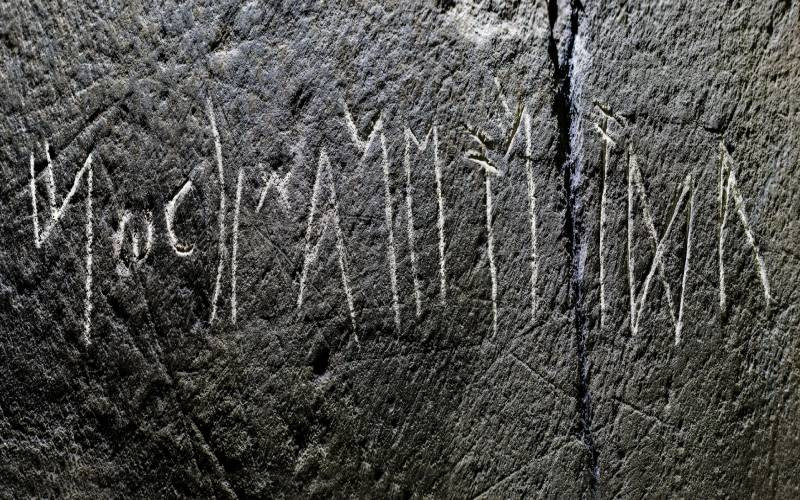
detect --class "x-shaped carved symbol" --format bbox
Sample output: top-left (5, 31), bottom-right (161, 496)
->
top-left (628, 149), bottom-right (694, 341)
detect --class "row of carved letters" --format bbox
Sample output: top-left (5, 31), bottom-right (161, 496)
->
top-left (28, 96), bottom-right (770, 345)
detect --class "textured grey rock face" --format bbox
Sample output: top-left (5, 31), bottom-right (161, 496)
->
top-left (0, 0), bottom-right (797, 497)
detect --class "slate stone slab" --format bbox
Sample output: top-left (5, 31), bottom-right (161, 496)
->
top-left (0, 0), bottom-right (797, 497)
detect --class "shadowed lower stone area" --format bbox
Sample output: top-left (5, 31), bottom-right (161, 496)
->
top-left (0, 0), bottom-right (798, 497)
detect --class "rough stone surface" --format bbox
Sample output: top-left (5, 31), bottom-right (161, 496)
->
top-left (0, 0), bottom-right (797, 497)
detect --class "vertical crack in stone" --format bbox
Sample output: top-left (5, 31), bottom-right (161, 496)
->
top-left (548, 0), bottom-right (598, 496)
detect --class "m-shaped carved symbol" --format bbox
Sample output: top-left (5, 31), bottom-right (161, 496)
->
top-left (341, 99), bottom-right (400, 334)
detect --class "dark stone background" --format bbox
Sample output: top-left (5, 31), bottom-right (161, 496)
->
top-left (0, 0), bottom-right (797, 497)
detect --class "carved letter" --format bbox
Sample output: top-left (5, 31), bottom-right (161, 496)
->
top-left (718, 143), bottom-right (771, 312)
top-left (342, 100), bottom-right (400, 332)
top-left (164, 180), bottom-right (194, 257)
top-left (403, 125), bottom-right (447, 314)
top-left (497, 78), bottom-right (539, 319)
top-left (627, 147), bottom-right (694, 344)
top-left (592, 106), bottom-right (620, 330)
top-left (207, 98), bottom-right (228, 324)
top-left (230, 168), bottom-right (244, 324)
top-left (466, 140), bottom-right (501, 338)
top-left (29, 143), bottom-right (94, 344)
top-left (297, 150), bottom-right (357, 334)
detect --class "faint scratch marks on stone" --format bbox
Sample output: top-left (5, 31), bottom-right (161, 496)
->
top-left (113, 209), bottom-right (154, 276)
top-left (256, 168), bottom-right (292, 212)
